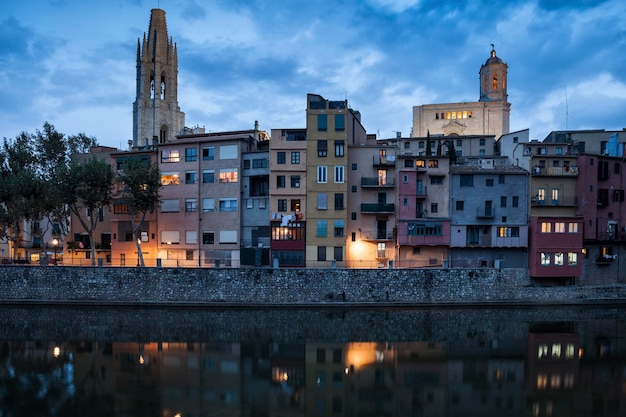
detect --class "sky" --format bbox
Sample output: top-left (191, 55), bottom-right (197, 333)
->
top-left (1, 0), bottom-right (625, 149)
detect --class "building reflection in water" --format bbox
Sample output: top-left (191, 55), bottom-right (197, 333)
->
top-left (1, 323), bottom-right (625, 416)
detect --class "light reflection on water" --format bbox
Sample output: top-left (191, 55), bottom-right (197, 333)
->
top-left (0, 306), bottom-right (625, 416)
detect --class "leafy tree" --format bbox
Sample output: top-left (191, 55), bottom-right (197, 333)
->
top-left (0, 132), bottom-right (46, 259)
top-left (115, 158), bottom-right (161, 267)
top-left (63, 157), bottom-right (114, 266)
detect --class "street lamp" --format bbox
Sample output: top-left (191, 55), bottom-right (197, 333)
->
top-left (52, 238), bottom-right (58, 265)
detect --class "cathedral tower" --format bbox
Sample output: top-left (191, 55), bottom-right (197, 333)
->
top-left (133, 8), bottom-right (184, 147)
top-left (479, 45), bottom-right (508, 102)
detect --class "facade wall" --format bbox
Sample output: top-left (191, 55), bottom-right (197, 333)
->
top-left (241, 150), bottom-right (270, 251)
top-left (528, 216), bottom-right (583, 279)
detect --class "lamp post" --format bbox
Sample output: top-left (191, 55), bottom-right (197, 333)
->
top-left (52, 238), bottom-right (58, 265)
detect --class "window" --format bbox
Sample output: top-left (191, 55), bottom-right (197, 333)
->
top-left (317, 220), bottom-right (327, 237)
top-left (291, 151), bottom-right (300, 164)
top-left (418, 141), bottom-right (425, 149)
top-left (276, 175), bottom-right (286, 188)
top-left (480, 139), bottom-right (486, 146)
top-left (243, 160), bottom-right (250, 169)
top-left (456, 201), bottom-right (464, 211)
top-left (219, 145), bottom-right (237, 159)
top-left (334, 220), bottom-right (344, 237)
top-left (202, 232), bottom-right (214, 244)
top-left (317, 114), bottom-right (327, 131)
top-left (486, 179), bottom-right (494, 187)
top-left (185, 198), bottom-right (197, 212)
top-left (541, 253), bottom-right (551, 265)
top-left (277, 199), bottom-right (287, 212)
top-left (317, 246), bottom-right (326, 261)
top-left (317, 193), bottom-right (327, 210)
top-left (186, 230), bottom-right (197, 245)
top-left (554, 222), bottom-right (565, 233)
top-left (335, 114), bottom-right (345, 131)
top-left (541, 222), bottom-right (551, 233)
top-left (318, 140), bottom-right (328, 157)
top-left (554, 252), bottom-right (564, 266)
top-left (428, 160), bottom-right (438, 168)
top-left (202, 147), bottom-right (214, 160)
top-left (252, 158), bottom-right (267, 169)
top-left (407, 222), bottom-right (443, 236)
top-left (161, 149), bottom-right (180, 163)
top-left (460, 175), bottom-right (474, 187)
top-left (277, 152), bottom-right (286, 164)
top-left (161, 199), bottom-right (179, 212)
top-left (185, 171), bottom-right (197, 184)
top-left (335, 140), bottom-right (345, 157)
top-left (512, 196), bottom-right (519, 208)
top-left (351, 185), bottom-right (357, 192)
top-left (291, 175), bottom-right (300, 188)
top-left (185, 147), bottom-right (197, 162)
top-left (430, 203), bottom-right (438, 213)
top-left (430, 176), bottom-right (443, 185)
top-left (219, 199), bottom-right (237, 212)
top-left (403, 174), bottom-right (409, 183)
top-left (498, 227), bottom-right (520, 237)
top-left (334, 246), bottom-right (343, 261)
top-left (351, 212), bottom-right (357, 220)
top-left (568, 252), bottom-right (578, 265)
top-left (290, 199), bottom-right (301, 212)
top-left (568, 223), bottom-right (578, 233)
top-left (334, 166), bottom-right (345, 183)
top-left (500, 196), bottom-right (507, 207)
top-left (219, 168), bottom-right (238, 183)
top-left (456, 139), bottom-right (463, 147)
top-left (161, 230), bottom-right (180, 244)
top-left (334, 193), bottom-right (344, 210)
top-left (317, 166), bottom-right (327, 183)
top-left (416, 160), bottom-right (425, 168)
top-left (351, 163), bottom-right (357, 170)
top-left (202, 170), bottom-right (214, 184)
top-left (202, 198), bottom-right (215, 212)
top-left (537, 188), bottom-right (545, 202)
top-left (614, 189), bottom-right (625, 202)
top-left (498, 174), bottom-right (505, 184)
top-left (219, 230), bottom-right (237, 244)
top-left (161, 172), bottom-right (180, 185)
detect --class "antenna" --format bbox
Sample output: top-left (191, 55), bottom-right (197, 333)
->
top-left (564, 85), bottom-right (568, 131)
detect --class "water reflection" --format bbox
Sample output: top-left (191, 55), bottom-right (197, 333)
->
top-left (0, 307), bottom-right (625, 416)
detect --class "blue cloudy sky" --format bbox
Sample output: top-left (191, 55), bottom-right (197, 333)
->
top-left (1, 0), bottom-right (625, 148)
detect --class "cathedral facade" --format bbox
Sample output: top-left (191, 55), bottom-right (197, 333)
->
top-left (411, 47), bottom-right (511, 138)
top-left (132, 8), bottom-right (185, 147)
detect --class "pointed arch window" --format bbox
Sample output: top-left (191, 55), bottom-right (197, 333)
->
top-left (160, 73), bottom-right (166, 99)
top-left (150, 71), bottom-right (155, 99)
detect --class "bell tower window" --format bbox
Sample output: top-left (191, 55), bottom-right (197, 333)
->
top-left (161, 73), bottom-right (166, 99)
top-left (493, 75), bottom-right (498, 90)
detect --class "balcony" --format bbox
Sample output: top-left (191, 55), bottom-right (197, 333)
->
top-left (476, 207), bottom-right (495, 219)
top-left (531, 166), bottom-right (579, 177)
top-left (416, 186), bottom-right (427, 199)
top-left (361, 203), bottom-right (395, 214)
top-left (372, 155), bottom-right (396, 167)
top-left (360, 230), bottom-right (394, 241)
top-left (531, 196), bottom-right (577, 207)
top-left (361, 177), bottom-right (396, 188)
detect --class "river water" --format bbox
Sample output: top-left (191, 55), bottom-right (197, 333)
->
top-left (0, 305), bottom-right (624, 416)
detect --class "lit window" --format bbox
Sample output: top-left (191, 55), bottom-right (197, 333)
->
top-left (550, 374), bottom-right (561, 388)
top-left (568, 252), bottom-right (578, 265)
top-left (537, 374), bottom-right (547, 389)
top-left (538, 345), bottom-right (548, 358)
top-left (554, 222), bottom-right (565, 233)
top-left (565, 344), bottom-right (575, 359)
top-left (219, 168), bottom-right (238, 183)
top-left (541, 253), bottom-right (551, 265)
top-left (555, 253), bottom-right (564, 265)
top-left (161, 172), bottom-right (180, 186)
top-left (568, 223), bottom-right (578, 233)
top-left (161, 149), bottom-right (180, 163)
top-left (541, 222), bottom-right (551, 233)
top-left (416, 160), bottom-right (426, 168)
top-left (428, 160), bottom-right (438, 168)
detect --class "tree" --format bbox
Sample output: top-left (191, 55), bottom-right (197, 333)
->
top-left (0, 132), bottom-right (46, 259)
top-left (63, 157), bottom-right (114, 266)
top-left (115, 158), bottom-right (161, 267)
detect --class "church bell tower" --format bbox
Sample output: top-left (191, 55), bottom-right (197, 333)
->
top-left (479, 45), bottom-right (508, 102)
top-left (133, 8), bottom-right (184, 148)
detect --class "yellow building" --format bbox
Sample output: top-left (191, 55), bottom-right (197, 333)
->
top-left (305, 94), bottom-right (367, 267)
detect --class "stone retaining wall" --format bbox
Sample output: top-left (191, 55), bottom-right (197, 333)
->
top-left (1, 266), bottom-right (625, 306)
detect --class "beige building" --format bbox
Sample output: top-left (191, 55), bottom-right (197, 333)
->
top-left (269, 128), bottom-right (308, 267)
top-left (411, 47), bottom-right (510, 139)
top-left (305, 94), bottom-right (367, 267)
top-left (156, 129), bottom-right (268, 268)
top-left (346, 135), bottom-right (398, 268)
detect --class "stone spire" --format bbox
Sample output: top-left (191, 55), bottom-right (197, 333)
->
top-left (132, 8), bottom-right (185, 148)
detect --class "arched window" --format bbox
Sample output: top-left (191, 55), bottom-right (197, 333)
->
top-left (160, 125), bottom-right (168, 143)
top-left (160, 73), bottom-right (166, 99)
top-left (493, 75), bottom-right (498, 90)
top-left (150, 71), bottom-right (155, 99)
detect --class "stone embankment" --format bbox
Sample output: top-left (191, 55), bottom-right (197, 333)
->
top-left (0, 266), bottom-right (625, 307)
